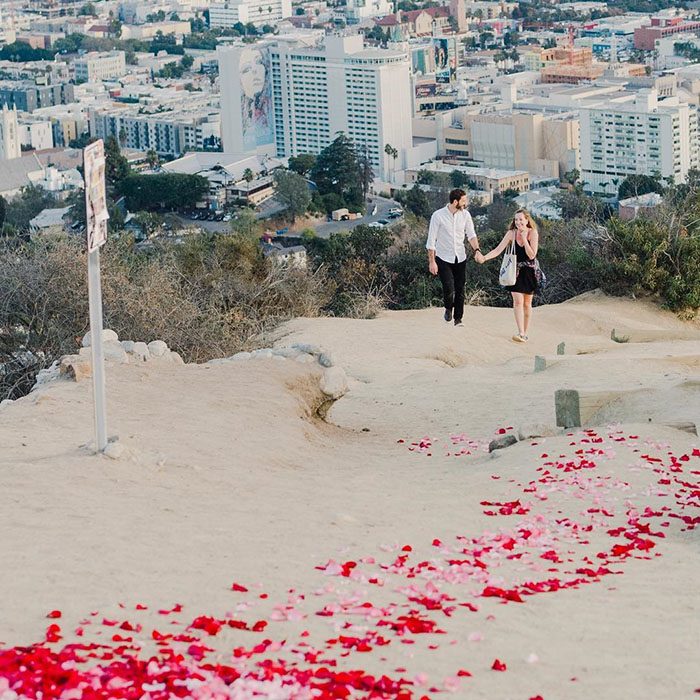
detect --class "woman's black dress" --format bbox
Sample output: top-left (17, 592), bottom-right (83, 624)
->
top-left (504, 238), bottom-right (538, 295)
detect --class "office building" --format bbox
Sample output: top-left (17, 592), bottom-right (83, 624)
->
top-left (580, 89), bottom-right (699, 194)
top-left (73, 51), bottom-right (127, 83)
top-left (209, 0), bottom-right (292, 28)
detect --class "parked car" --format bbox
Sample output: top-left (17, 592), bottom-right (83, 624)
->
top-left (387, 211), bottom-right (402, 219)
top-left (222, 214), bottom-right (232, 222)
top-left (388, 207), bottom-right (403, 215)
top-left (368, 221), bottom-right (385, 229)
top-left (378, 219), bottom-right (390, 226)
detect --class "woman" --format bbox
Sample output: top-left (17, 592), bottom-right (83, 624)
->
top-left (479, 208), bottom-right (540, 343)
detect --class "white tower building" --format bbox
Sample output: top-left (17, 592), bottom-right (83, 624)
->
top-left (0, 104), bottom-right (21, 161)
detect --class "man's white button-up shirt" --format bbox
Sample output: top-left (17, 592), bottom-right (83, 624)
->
top-left (425, 206), bottom-right (477, 263)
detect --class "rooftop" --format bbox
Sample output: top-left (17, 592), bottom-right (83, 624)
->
top-left (29, 206), bottom-right (70, 229)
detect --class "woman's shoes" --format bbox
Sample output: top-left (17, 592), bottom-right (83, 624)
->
top-left (512, 334), bottom-right (528, 343)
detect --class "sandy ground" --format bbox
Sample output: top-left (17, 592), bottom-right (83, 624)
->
top-left (1, 291), bottom-right (699, 699)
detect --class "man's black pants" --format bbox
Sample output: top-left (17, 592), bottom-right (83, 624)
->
top-left (437, 256), bottom-right (466, 322)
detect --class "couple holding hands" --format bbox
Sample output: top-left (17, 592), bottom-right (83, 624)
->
top-left (426, 188), bottom-right (541, 343)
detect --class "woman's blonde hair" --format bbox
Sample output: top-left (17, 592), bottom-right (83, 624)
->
top-left (509, 208), bottom-right (537, 233)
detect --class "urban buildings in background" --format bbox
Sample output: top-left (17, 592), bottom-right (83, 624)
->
top-left (0, 0), bottom-right (700, 216)
top-left (219, 34), bottom-right (414, 180)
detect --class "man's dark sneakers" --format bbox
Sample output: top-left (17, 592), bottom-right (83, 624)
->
top-left (454, 319), bottom-right (463, 327)
top-left (444, 309), bottom-right (452, 322)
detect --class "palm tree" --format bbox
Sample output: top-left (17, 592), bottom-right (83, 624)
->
top-left (384, 143), bottom-right (398, 182)
top-left (146, 149), bottom-right (159, 169)
top-left (243, 168), bottom-right (254, 183)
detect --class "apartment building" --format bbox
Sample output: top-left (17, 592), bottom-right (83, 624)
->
top-left (73, 51), bottom-right (127, 83)
top-left (634, 15), bottom-right (700, 51)
top-left (0, 81), bottom-right (75, 113)
top-left (209, 0), bottom-right (292, 28)
top-left (90, 107), bottom-right (220, 157)
top-left (580, 89), bottom-right (699, 194)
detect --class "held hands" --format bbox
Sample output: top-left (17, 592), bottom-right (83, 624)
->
top-left (474, 251), bottom-right (485, 264)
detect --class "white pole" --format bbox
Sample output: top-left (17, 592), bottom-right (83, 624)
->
top-left (88, 246), bottom-right (108, 452)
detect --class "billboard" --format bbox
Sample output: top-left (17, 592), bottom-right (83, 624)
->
top-left (219, 45), bottom-right (274, 154)
top-left (433, 37), bottom-right (457, 84)
top-left (415, 83), bottom-right (437, 98)
top-left (433, 37), bottom-right (450, 83)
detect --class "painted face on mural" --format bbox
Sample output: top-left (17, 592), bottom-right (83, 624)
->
top-left (239, 48), bottom-right (266, 97)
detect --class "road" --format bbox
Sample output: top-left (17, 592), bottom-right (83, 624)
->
top-left (311, 195), bottom-right (398, 239)
top-left (172, 195), bottom-right (402, 237)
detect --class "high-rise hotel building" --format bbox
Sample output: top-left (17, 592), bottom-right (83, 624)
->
top-left (269, 35), bottom-right (412, 179)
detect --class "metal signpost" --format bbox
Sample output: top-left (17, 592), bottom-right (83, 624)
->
top-left (84, 139), bottom-right (109, 453)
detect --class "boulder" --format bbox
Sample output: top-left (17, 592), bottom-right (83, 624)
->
top-left (320, 366), bottom-right (348, 400)
top-left (121, 340), bottom-right (135, 353)
top-left (60, 355), bottom-right (92, 382)
top-left (488, 434), bottom-right (518, 452)
top-left (168, 351), bottom-right (185, 365)
top-left (295, 353), bottom-right (315, 364)
top-left (103, 341), bottom-right (129, 364)
top-left (0, 399), bottom-right (13, 408)
top-left (147, 340), bottom-right (168, 357)
top-left (518, 423), bottom-right (558, 440)
top-left (33, 362), bottom-right (60, 388)
top-left (318, 352), bottom-right (335, 368)
top-left (293, 343), bottom-right (323, 356)
top-left (82, 328), bottom-right (118, 348)
top-left (252, 348), bottom-right (273, 360)
top-left (230, 351), bottom-right (252, 361)
top-left (103, 440), bottom-right (126, 460)
top-left (273, 347), bottom-right (299, 358)
top-left (132, 342), bottom-right (150, 361)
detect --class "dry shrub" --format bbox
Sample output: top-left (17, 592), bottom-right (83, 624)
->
top-left (0, 234), bottom-right (331, 400)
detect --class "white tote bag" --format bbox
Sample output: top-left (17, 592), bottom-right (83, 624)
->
top-left (499, 236), bottom-right (517, 287)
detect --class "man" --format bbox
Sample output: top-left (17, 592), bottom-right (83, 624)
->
top-left (426, 188), bottom-right (483, 327)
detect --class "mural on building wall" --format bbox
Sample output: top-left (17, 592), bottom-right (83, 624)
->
top-left (238, 47), bottom-right (273, 151)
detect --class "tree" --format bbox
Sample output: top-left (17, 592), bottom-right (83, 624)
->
top-left (403, 185), bottom-right (432, 220)
top-left (243, 168), bottom-right (254, 183)
top-left (479, 31), bottom-right (494, 48)
top-left (5, 185), bottom-right (58, 231)
top-left (288, 153), bottom-right (317, 176)
top-left (552, 190), bottom-right (607, 221)
top-left (450, 170), bottom-right (468, 188)
top-left (146, 149), bottom-right (159, 169)
top-left (65, 188), bottom-right (86, 230)
top-left (384, 144), bottom-right (399, 181)
top-left (132, 211), bottom-right (164, 238)
top-left (416, 169), bottom-right (435, 185)
top-left (78, 2), bottom-right (96, 15)
top-left (311, 133), bottom-right (363, 208)
top-left (358, 144), bottom-right (374, 200)
top-left (273, 170), bottom-right (311, 222)
top-left (104, 136), bottom-right (131, 188)
top-left (0, 195), bottom-right (6, 231)
top-left (118, 173), bottom-right (209, 211)
top-left (230, 208), bottom-right (262, 237)
top-left (0, 41), bottom-right (53, 62)
top-left (180, 53), bottom-right (194, 70)
top-left (618, 173), bottom-right (665, 200)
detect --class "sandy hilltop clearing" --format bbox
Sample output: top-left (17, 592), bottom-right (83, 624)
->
top-left (1, 291), bottom-right (699, 700)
